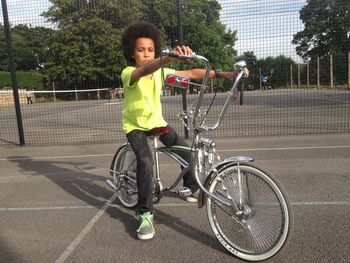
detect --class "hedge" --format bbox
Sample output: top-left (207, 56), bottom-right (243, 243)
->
top-left (0, 71), bottom-right (44, 90)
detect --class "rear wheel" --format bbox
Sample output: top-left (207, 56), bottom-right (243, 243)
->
top-left (206, 163), bottom-right (292, 261)
top-left (110, 144), bottom-right (138, 208)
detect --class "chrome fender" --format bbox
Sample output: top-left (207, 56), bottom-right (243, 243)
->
top-left (197, 156), bottom-right (254, 208)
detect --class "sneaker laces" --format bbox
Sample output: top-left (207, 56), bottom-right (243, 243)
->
top-left (137, 213), bottom-right (155, 234)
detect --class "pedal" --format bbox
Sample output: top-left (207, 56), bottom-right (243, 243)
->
top-left (177, 187), bottom-right (192, 197)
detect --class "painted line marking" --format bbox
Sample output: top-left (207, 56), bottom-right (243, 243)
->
top-left (0, 205), bottom-right (95, 212)
top-left (1, 200), bottom-right (350, 213)
top-left (218, 145), bottom-right (350, 152)
top-left (54, 193), bottom-right (118, 263)
top-left (104, 102), bottom-right (123, 105)
top-left (0, 154), bottom-right (113, 161)
top-left (1, 145), bottom-right (350, 162)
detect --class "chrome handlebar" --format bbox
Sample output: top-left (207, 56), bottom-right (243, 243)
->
top-left (161, 49), bottom-right (209, 63)
top-left (161, 50), bottom-right (247, 133)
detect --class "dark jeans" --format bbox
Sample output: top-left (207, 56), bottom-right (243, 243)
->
top-left (126, 125), bottom-right (197, 215)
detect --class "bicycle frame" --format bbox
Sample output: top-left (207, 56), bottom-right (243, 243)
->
top-left (151, 135), bottom-right (254, 209)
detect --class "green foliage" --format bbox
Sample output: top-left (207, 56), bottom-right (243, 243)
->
top-left (292, 0), bottom-right (350, 84)
top-left (0, 24), bottom-right (54, 71)
top-left (41, 0), bottom-right (143, 89)
top-left (44, 18), bottom-right (124, 83)
top-left (293, 0), bottom-right (350, 59)
top-left (142, 0), bottom-right (237, 71)
top-left (2, 0), bottom-right (238, 91)
top-left (258, 56), bottom-right (296, 88)
top-left (0, 71), bottom-right (44, 90)
top-left (235, 51), bottom-right (296, 89)
top-left (43, 0), bottom-right (143, 28)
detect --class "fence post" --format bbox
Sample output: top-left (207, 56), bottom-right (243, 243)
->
top-left (297, 64), bottom-right (301, 88)
top-left (1, 0), bottom-right (25, 145)
top-left (330, 54), bottom-right (333, 88)
top-left (175, 0), bottom-right (188, 139)
top-left (75, 83), bottom-right (78, 101)
top-left (259, 67), bottom-right (262, 89)
top-left (307, 63), bottom-right (310, 88)
top-left (317, 56), bottom-right (320, 89)
top-left (348, 52), bottom-right (350, 90)
top-left (290, 65), bottom-right (293, 88)
top-left (52, 82), bottom-right (56, 102)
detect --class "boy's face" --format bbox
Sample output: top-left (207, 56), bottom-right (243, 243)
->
top-left (133, 37), bottom-right (155, 67)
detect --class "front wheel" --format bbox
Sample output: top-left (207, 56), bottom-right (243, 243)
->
top-left (110, 144), bottom-right (138, 208)
top-left (206, 163), bottom-right (292, 261)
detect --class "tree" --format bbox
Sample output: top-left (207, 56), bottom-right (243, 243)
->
top-left (42, 0), bottom-right (143, 89)
top-left (293, 0), bottom-right (350, 59)
top-left (292, 0), bottom-right (350, 84)
top-left (41, 0), bottom-right (238, 91)
top-left (43, 0), bottom-right (143, 28)
top-left (0, 24), bottom-right (7, 70)
top-left (141, 0), bottom-right (237, 71)
top-left (236, 51), bottom-right (257, 70)
top-left (44, 18), bottom-right (123, 87)
top-left (258, 56), bottom-right (296, 88)
top-left (0, 24), bottom-right (53, 71)
top-left (234, 52), bottom-right (296, 89)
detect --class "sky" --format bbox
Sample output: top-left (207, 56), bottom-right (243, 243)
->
top-left (0, 0), bottom-right (52, 27)
top-left (217, 0), bottom-right (307, 63)
top-left (1, 0), bottom-right (307, 62)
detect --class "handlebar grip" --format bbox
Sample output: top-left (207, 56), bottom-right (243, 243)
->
top-left (233, 60), bottom-right (247, 70)
top-left (161, 49), bottom-right (197, 60)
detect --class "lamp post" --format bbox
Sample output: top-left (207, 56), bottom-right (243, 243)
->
top-left (1, 0), bottom-right (25, 145)
top-left (175, 0), bottom-right (189, 138)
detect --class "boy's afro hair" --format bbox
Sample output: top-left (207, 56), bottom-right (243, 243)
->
top-left (121, 21), bottom-right (162, 65)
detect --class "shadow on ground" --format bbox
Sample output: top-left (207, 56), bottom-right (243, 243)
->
top-left (7, 156), bottom-right (224, 252)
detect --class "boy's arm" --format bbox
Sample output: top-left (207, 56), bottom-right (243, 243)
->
top-left (130, 57), bottom-right (171, 84)
top-left (130, 45), bottom-right (193, 85)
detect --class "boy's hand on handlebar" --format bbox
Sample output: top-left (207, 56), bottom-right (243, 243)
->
top-left (223, 68), bottom-right (249, 80)
top-left (243, 68), bottom-right (249, 77)
top-left (233, 91), bottom-right (240, 100)
top-left (169, 45), bottom-right (193, 62)
top-left (174, 45), bottom-right (193, 56)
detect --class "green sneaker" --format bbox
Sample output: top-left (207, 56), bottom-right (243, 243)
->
top-left (137, 212), bottom-right (155, 240)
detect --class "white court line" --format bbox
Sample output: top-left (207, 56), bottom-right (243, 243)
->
top-left (54, 193), bottom-right (118, 263)
top-left (0, 205), bottom-right (95, 212)
top-left (1, 200), bottom-right (350, 213)
top-left (1, 145), bottom-right (350, 162)
top-left (1, 199), bottom-right (349, 263)
top-left (218, 145), bottom-right (350, 152)
top-left (0, 154), bottom-right (113, 161)
top-left (104, 102), bottom-right (123, 105)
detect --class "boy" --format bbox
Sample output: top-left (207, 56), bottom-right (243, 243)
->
top-left (121, 21), bottom-right (247, 240)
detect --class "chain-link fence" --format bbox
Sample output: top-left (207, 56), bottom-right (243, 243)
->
top-left (1, 0), bottom-right (350, 146)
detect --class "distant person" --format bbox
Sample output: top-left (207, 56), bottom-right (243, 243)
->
top-left (25, 89), bottom-right (33, 104)
top-left (261, 75), bottom-right (268, 90)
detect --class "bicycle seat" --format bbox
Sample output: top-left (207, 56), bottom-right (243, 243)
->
top-left (146, 127), bottom-right (169, 137)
